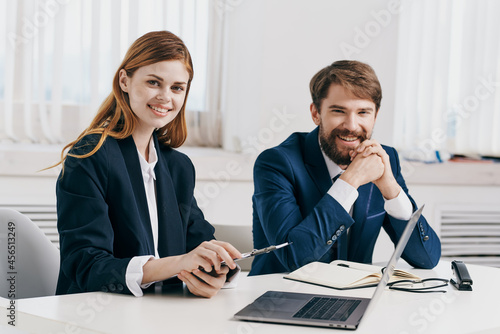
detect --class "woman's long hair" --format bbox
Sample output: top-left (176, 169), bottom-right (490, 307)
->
top-left (53, 31), bottom-right (194, 170)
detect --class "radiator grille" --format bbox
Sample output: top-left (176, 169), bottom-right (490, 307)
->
top-left (0, 204), bottom-right (59, 248)
top-left (439, 205), bottom-right (500, 267)
top-left (5, 204), bottom-right (500, 267)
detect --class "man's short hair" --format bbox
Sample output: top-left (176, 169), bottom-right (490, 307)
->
top-left (309, 60), bottom-right (382, 112)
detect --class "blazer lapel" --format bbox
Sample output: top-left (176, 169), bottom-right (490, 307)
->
top-left (153, 135), bottom-right (186, 257)
top-left (304, 127), bottom-right (332, 195)
top-left (117, 136), bottom-right (155, 255)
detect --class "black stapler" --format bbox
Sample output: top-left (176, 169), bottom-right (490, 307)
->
top-left (451, 260), bottom-right (473, 291)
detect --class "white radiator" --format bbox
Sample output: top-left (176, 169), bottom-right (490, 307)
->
top-left (3, 203), bottom-right (500, 267)
top-left (437, 204), bottom-right (500, 267)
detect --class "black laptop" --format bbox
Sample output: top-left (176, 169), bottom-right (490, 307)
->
top-left (234, 205), bottom-right (425, 330)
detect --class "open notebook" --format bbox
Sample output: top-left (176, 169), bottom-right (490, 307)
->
top-left (284, 259), bottom-right (420, 290)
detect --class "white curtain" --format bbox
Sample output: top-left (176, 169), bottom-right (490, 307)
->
top-left (0, 0), bottom-right (224, 147)
top-left (184, 0), bottom-right (228, 147)
top-left (394, 0), bottom-right (500, 157)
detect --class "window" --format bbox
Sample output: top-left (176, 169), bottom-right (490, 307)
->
top-left (0, 0), bottom-right (222, 147)
top-left (394, 0), bottom-right (500, 158)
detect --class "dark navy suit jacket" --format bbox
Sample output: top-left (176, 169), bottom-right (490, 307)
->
top-left (250, 127), bottom-right (441, 275)
top-left (56, 133), bottom-right (214, 295)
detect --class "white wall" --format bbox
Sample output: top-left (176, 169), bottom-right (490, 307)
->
top-left (222, 0), bottom-right (401, 152)
top-left (198, 0), bottom-right (404, 240)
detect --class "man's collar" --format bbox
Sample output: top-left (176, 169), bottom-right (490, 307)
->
top-left (318, 135), bottom-right (344, 180)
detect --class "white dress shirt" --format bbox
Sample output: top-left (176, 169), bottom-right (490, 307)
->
top-left (124, 137), bottom-right (239, 296)
top-left (125, 137), bottom-right (158, 297)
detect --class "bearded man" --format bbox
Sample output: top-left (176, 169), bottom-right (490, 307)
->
top-left (249, 60), bottom-right (441, 275)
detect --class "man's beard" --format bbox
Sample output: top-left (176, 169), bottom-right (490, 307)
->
top-left (319, 124), bottom-right (369, 166)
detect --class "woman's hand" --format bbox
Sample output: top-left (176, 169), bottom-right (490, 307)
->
top-left (178, 240), bottom-right (242, 273)
top-left (177, 266), bottom-right (230, 298)
top-left (177, 240), bottom-right (241, 298)
top-left (142, 240), bottom-right (241, 296)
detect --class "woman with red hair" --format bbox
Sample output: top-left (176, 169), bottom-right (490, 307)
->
top-left (54, 31), bottom-right (240, 298)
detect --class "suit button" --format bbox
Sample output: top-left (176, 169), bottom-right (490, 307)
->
top-left (339, 225), bottom-right (345, 232)
top-left (117, 284), bottom-right (124, 291)
top-left (423, 236), bottom-right (429, 241)
top-left (332, 235), bottom-right (337, 241)
top-left (327, 240), bottom-right (333, 245)
top-left (101, 286), bottom-right (109, 292)
top-left (108, 284), bottom-right (116, 292)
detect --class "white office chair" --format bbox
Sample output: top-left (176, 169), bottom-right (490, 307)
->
top-left (213, 224), bottom-right (253, 271)
top-left (0, 208), bottom-right (60, 299)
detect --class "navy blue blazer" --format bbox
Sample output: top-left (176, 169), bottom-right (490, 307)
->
top-left (250, 127), bottom-right (441, 275)
top-left (56, 133), bottom-right (215, 295)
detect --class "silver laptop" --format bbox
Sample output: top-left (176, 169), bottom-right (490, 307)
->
top-left (234, 205), bottom-right (425, 330)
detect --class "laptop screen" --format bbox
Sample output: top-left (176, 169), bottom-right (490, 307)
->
top-left (362, 205), bottom-right (424, 318)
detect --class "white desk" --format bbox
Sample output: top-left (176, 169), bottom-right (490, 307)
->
top-left (1, 261), bottom-right (499, 334)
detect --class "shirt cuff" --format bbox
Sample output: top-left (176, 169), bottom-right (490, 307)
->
top-left (384, 189), bottom-right (413, 220)
top-left (126, 255), bottom-right (155, 297)
top-left (327, 178), bottom-right (359, 214)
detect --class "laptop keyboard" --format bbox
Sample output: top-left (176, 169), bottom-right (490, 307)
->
top-left (293, 297), bottom-right (361, 321)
